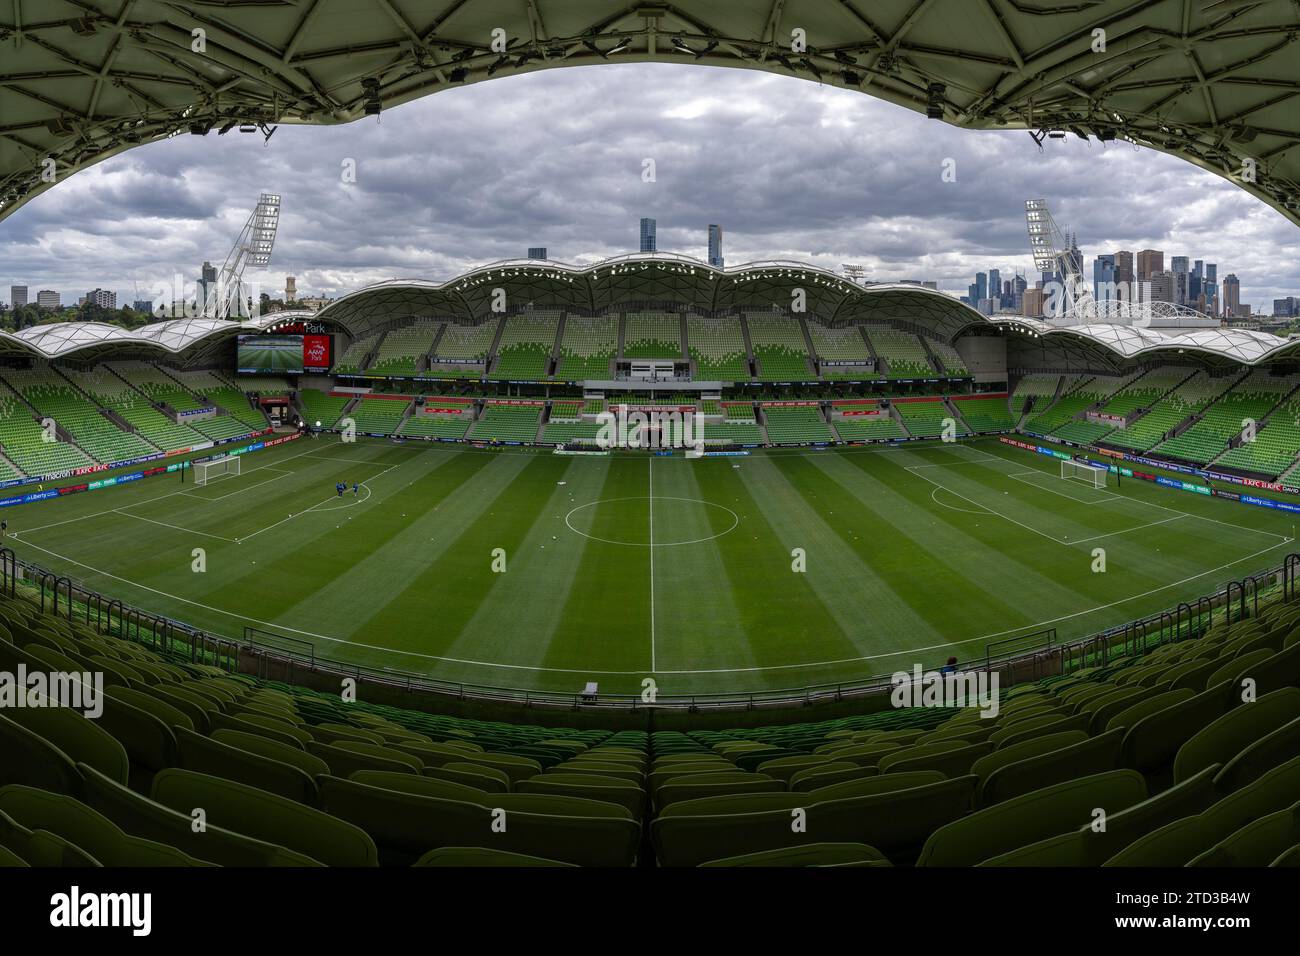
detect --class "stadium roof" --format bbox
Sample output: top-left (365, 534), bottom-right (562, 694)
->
top-left (3, 1), bottom-right (1299, 226)
top-left (1, 256), bottom-right (1297, 367)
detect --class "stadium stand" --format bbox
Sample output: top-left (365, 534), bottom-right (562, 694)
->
top-left (746, 314), bottom-right (812, 381)
top-left (298, 390), bottom-right (353, 429)
top-left (832, 401), bottom-right (906, 441)
top-left (397, 398), bottom-right (475, 441)
top-left (687, 316), bottom-right (749, 380)
top-left (110, 362), bottom-right (207, 412)
top-left (370, 321), bottom-right (441, 377)
top-left (928, 340), bottom-right (969, 377)
top-left (65, 366), bottom-right (205, 452)
top-left (1213, 393), bottom-right (1300, 478)
top-left (170, 371), bottom-right (270, 431)
top-left (952, 395), bottom-right (1014, 432)
top-left (349, 396), bottom-right (410, 435)
top-left (0, 364), bottom-right (156, 466)
top-left (762, 404), bottom-right (833, 444)
top-left (333, 333), bottom-right (383, 375)
top-left (469, 403), bottom-right (542, 443)
top-left (431, 322), bottom-right (498, 378)
top-left (1023, 374), bottom-right (1137, 439)
top-left (1009, 375), bottom-right (1060, 419)
top-left (1154, 372), bottom-right (1298, 466)
top-left (557, 316), bottom-right (616, 381)
top-left (807, 321), bottom-right (878, 380)
top-left (896, 398), bottom-right (965, 438)
top-left (1102, 372), bottom-right (1235, 453)
top-left (623, 313), bottom-right (682, 359)
top-left (490, 314), bottom-right (561, 380)
top-left (864, 328), bottom-right (934, 379)
top-left (0, 386), bottom-right (94, 476)
top-left (1, 581), bottom-right (1297, 868)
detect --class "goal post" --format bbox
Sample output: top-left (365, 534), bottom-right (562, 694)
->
top-left (1060, 458), bottom-right (1107, 489)
top-left (194, 455), bottom-right (241, 486)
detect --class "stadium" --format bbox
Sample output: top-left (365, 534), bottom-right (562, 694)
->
top-left (2, 0), bottom-right (1300, 896)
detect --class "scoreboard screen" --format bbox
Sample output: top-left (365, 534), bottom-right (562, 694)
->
top-left (237, 335), bottom-right (304, 374)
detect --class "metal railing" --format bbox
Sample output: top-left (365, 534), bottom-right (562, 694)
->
top-left (1, 546), bottom-right (1297, 714)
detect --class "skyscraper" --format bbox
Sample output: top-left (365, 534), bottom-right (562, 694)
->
top-left (86, 288), bottom-right (116, 309)
top-left (1223, 274), bottom-right (1240, 317)
top-left (1204, 263), bottom-right (1218, 315)
top-left (1136, 249), bottom-right (1163, 281)
top-left (974, 272), bottom-right (988, 305)
top-left (527, 248), bottom-right (547, 260)
top-left (1114, 251), bottom-right (1134, 286)
top-left (37, 290), bottom-right (60, 309)
top-left (1093, 255), bottom-right (1117, 306)
top-left (10, 285), bottom-right (27, 308)
top-left (988, 269), bottom-right (1001, 309)
top-left (1149, 271), bottom-right (1174, 304)
top-left (1171, 256), bottom-right (1190, 307)
top-left (707, 225), bottom-right (723, 268)
top-left (197, 261), bottom-right (217, 313)
top-left (639, 218), bottom-right (656, 253)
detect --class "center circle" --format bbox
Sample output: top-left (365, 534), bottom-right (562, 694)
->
top-left (564, 496), bottom-right (740, 547)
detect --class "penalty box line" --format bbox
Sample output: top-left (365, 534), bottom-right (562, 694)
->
top-left (235, 462), bottom-right (404, 543)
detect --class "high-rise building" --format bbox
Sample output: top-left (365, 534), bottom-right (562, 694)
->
top-left (527, 248), bottom-right (547, 260)
top-left (132, 299), bottom-right (153, 313)
top-left (285, 276), bottom-right (297, 301)
top-left (1148, 271), bottom-right (1174, 304)
top-left (639, 218), bottom-right (656, 253)
top-left (1023, 287), bottom-right (1045, 318)
top-left (707, 225), bottom-right (723, 269)
top-left (1190, 260), bottom-right (1203, 301)
top-left (36, 290), bottom-right (60, 309)
top-left (988, 269), bottom-right (1001, 309)
top-left (1203, 263), bottom-right (1218, 315)
top-left (1273, 297), bottom-right (1299, 317)
top-left (974, 272), bottom-right (987, 305)
top-left (1136, 249), bottom-right (1163, 281)
top-left (10, 285), bottom-right (27, 308)
top-left (86, 288), bottom-right (116, 309)
top-left (1114, 251), bottom-right (1134, 287)
top-left (1171, 256), bottom-right (1190, 306)
top-left (1093, 255), bottom-right (1117, 306)
top-left (1223, 274), bottom-right (1241, 317)
top-left (197, 261), bottom-right (217, 313)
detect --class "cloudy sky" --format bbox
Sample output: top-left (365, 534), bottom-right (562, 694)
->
top-left (3, 62), bottom-right (1298, 314)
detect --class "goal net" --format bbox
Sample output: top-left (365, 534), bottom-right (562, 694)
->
top-left (1060, 459), bottom-right (1107, 489)
top-left (194, 455), bottom-right (241, 486)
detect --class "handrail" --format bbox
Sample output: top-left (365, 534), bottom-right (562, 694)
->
top-left (2, 550), bottom-right (1297, 712)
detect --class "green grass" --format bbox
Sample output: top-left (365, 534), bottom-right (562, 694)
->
top-left (5, 434), bottom-right (1295, 698)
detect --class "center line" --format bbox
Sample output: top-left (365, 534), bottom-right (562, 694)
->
top-left (648, 456), bottom-right (656, 672)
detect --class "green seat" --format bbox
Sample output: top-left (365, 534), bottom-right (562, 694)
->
top-left (3, 702), bottom-right (129, 786)
top-left (413, 846), bottom-right (575, 867)
top-left (1101, 689), bottom-right (1192, 734)
top-left (98, 693), bottom-right (178, 785)
top-left (0, 713), bottom-right (82, 794)
top-left (652, 775), bottom-right (976, 866)
top-left (1107, 753), bottom-right (1300, 866)
top-left (1173, 687), bottom-right (1300, 783)
top-left (917, 770), bottom-right (1147, 867)
top-left (978, 763), bottom-right (1221, 866)
top-left (788, 763), bottom-right (876, 791)
top-left (0, 785), bottom-right (209, 866)
top-left (883, 741), bottom-right (993, 777)
top-left (211, 729), bottom-right (332, 780)
top-left (517, 773), bottom-right (644, 816)
top-left (700, 843), bottom-right (891, 867)
top-left (977, 729), bottom-right (1124, 808)
top-left (655, 772), bottom-right (785, 809)
top-left (0, 810), bottom-right (100, 866)
top-left (307, 740), bottom-right (421, 778)
top-left (176, 727), bottom-right (318, 804)
top-left (807, 770), bottom-right (946, 803)
top-left (0, 843), bottom-right (27, 867)
top-left (1120, 680), bottom-right (1234, 776)
top-left (151, 768), bottom-right (377, 866)
top-left (423, 762), bottom-right (511, 793)
top-left (1213, 716), bottom-right (1300, 792)
top-left (318, 775), bottom-right (639, 867)
top-left (1189, 801), bottom-right (1300, 867)
top-left (70, 761), bottom-right (318, 865)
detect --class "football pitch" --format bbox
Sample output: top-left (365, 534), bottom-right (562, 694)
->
top-left (5, 434), bottom-right (1295, 697)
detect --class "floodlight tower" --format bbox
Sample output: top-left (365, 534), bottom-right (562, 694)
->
top-left (210, 193), bottom-right (281, 319)
top-left (1024, 199), bottom-right (1092, 322)
top-left (841, 264), bottom-right (867, 285)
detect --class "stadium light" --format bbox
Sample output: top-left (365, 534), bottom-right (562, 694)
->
top-left (926, 83), bottom-right (946, 120)
top-left (607, 37), bottom-right (631, 55)
top-left (671, 36), bottom-right (693, 54)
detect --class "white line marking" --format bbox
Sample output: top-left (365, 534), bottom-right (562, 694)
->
top-left (648, 456), bottom-right (656, 671)
top-left (236, 463), bottom-right (399, 542)
top-left (111, 510), bottom-right (235, 543)
top-left (9, 536), bottom-right (1291, 677)
top-left (1067, 514), bottom-right (1186, 545)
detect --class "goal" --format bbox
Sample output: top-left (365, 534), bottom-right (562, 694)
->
top-left (1060, 458), bottom-right (1108, 489)
top-left (193, 455), bottom-right (241, 486)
